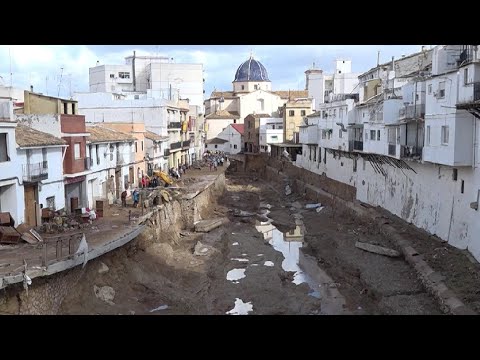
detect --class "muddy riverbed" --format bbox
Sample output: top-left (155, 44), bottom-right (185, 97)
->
top-left (59, 173), bottom-right (442, 315)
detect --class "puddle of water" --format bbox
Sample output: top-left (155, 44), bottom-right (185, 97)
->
top-left (226, 268), bottom-right (246, 281)
top-left (150, 305), bottom-right (169, 312)
top-left (254, 219), bottom-right (345, 312)
top-left (264, 261), bottom-right (274, 267)
top-left (226, 298), bottom-right (253, 315)
top-left (231, 258), bottom-right (249, 262)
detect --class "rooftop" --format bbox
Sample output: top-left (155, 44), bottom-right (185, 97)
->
top-left (145, 130), bottom-right (169, 142)
top-left (205, 110), bottom-right (240, 119)
top-left (86, 125), bottom-right (135, 143)
top-left (15, 124), bottom-right (66, 147)
top-left (206, 137), bottom-right (229, 144)
top-left (230, 123), bottom-right (244, 135)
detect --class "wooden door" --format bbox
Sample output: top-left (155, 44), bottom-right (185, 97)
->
top-left (24, 185), bottom-right (37, 226)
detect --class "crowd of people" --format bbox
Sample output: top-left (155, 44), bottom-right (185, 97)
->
top-left (203, 150), bottom-right (226, 171)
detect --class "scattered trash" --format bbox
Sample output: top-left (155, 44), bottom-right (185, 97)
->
top-left (194, 241), bottom-right (211, 256)
top-left (75, 234), bottom-right (89, 268)
top-left (264, 261), bottom-right (274, 267)
top-left (111, 225), bottom-right (119, 228)
top-left (316, 206), bottom-right (325, 213)
top-left (305, 203), bottom-right (322, 209)
top-left (360, 288), bottom-right (368, 295)
top-left (94, 285), bottom-right (115, 305)
top-left (355, 241), bottom-right (400, 258)
top-left (98, 262), bottom-right (109, 274)
top-left (328, 282), bottom-right (341, 288)
top-left (231, 258), bottom-right (249, 262)
top-left (232, 242), bottom-right (239, 246)
top-left (250, 264), bottom-right (259, 267)
top-left (112, 213), bottom-right (119, 216)
top-left (226, 298), bottom-right (253, 315)
top-left (150, 305), bottom-right (169, 313)
top-left (257, 254), bottom-right (264, 257)
top-left (129, 311), bottom-right (136, 315)
top-left (234, 209), bottom-right (255, 217)
top-left (241, 253), bottom-right (247, 256)
top-left (285, 185), bottom-right (292, 196)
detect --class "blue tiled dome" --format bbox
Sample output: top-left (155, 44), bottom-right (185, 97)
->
top-left (233, 57), bottom-right (270, 82)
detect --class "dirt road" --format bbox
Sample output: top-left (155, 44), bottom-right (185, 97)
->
top-left (59, 172), bottom-right (442, 315)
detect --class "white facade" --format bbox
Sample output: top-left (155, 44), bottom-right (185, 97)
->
top-left (85, 141), bottom-right (133, 208)
top-left (205, 140), bottom-right (228, 153)
top-left (145, 137), bottom-right (169, 173)
top-left (89, 56), bottom-right (204, 107)
top-left (0, 120), bottom-right (23, 224)
top-left (294, 45), bottom-right (480, 263)
top-left (217, 124), bottom-right (243, 154)
top-left (259, 118), bottom-right (283, 153)
top-left (0, 86), bottom-right (25, 102)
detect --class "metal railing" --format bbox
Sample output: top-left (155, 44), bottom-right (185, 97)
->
top-left (22, 161), bottom-right (48, 182)
top-left (349, 140), bottom-right (363, 151)
top-left (167, 122), bottom-right (182, 129)
top-left (388, 144), bottom-right (397, 156)
top-left (399, 104), bottom-right (426, 119)
top-left (182, 140), bottom-right (191, 149)
top-left (170, 141), bottom-right (182, 150)
top-left (400, 145), bottom-right (422, 158)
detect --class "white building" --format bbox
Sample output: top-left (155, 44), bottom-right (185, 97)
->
top-left (86, 125), bottom-right (136, 208)
top-left (144, 131), bottom-right (169, 173)
top-left (305, 60), bottom-right (361, 110)
top-left (204, 56), bottom-right (308, 140)
top-left (215, 123), bottom-right (244, 154)
top-left (259, 117), bottom-right (283, 153)
top-left (205, 137), bottom-right (229, 153)
top-left (89, 53), bottom-right (204, 107)
top-left (295, 45), bottom-right (480, 262)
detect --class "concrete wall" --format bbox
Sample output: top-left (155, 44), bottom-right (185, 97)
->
top-left (205, 118), bottom-right (237, 140)
top-left (16, 114), bottom-right (61, 137)
top-left (239, 90), bottom-right (283, 119)
top-left (89, 65), bottom-right (134, 93)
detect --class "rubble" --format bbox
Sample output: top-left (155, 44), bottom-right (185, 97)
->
top-left (355, 241), bottom-right (401, 258)
top-left (93, 285), bottom-right (115, 305)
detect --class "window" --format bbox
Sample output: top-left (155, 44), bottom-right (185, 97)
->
top-left (134, 95), bottom-right (139, 100)
top-left (135, 142), bottom-right (138, 153)
top-left (289, 110), bottom-right (295, 117)
top-left (234, 145), bottom-right (237, 149)
top-left (241, 85), bottom-right (245, 90)
top-left (377, 130), bottom-right (381, 141)
top-left (248, 121), bottom-right (252, 129)
top-left (426, 126), bottom-right (431, 145)
top-left (461, 180), bottom-right (464, 194)
top-left (46, 196), bottom-right (55, 210)
top-left (141, 141), bottom-right (144, 151)
top-left (464, 68), bottom-right (469, 85)
top-left (353, 158), bottom-right (357, 172)
top-left (453, 168), bottom-right (458, 181)
top-left (370, 130), bottom-right (376, 141)
top-left (318, 147), bottom-right (321, 163)
top-left (322, 130), bottom-right (326, 139)
top-left (254, 85), bottom-right (258, 90)
top-left (441, 125), bottom-right (449, 144)
top-left (74, 143), bottom-right (81, 159)
top-left (233, 119), bottom-right (237, 124)
top-left (309, 146), bottom-right (312, 161)
top-left (313, 146), bottom-right (316, 161)
top-left (96, 144), bottom-right (100, 164)
top-left (72, 103), bottom-right (76, 114)
top-left (42, 147), bottom-right (47, 164)
top-left (365, 131), bottom-right (368, 141)
top-left (428, 84), bottom-right (432, 94)
top-left (63, 103), bottom-right (68, 114)
top-left (110, 74), bottom-right (115, 79)
top-left (333, 109), bottom-right (336, 117)
top-left (110, 144), bottom-right (114, 161)
top-left (339, 109), bottom-right (343, 119)
top-left (438, 81), bottom-right (446, 99)
top-left (301, 110), bottom-right (306, 116)
top-left (339, 129), bottom-right (343, 138)
top-left (119, 72), bottom-right (130, 79)
top-left (215, 145), bottom-right (218, 148)
top-left (323, 148), bottom-right (326, 164)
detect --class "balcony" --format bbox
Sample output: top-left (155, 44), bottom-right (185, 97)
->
top-left (349, 140), bottom-right (363, 151)
top-left (164, 149), bottom-right (171, 157)
top-left (84, 157), bottom-right (91, 170)
top-left (398, 104), bottom-right (426, 120)
top-left (400, 145), bottom-right (422, 159)
top-left (182, 140), bottom-right (191, 149)
top-left (23, 161), bottom-right (48, 182)
top-left (170, 141), bottom-right (182, 150)
top-left (167, 122), bottom-right (182, 129)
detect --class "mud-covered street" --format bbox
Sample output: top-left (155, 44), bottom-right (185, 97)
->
top-left (58, 168), bottom-right (442, 315)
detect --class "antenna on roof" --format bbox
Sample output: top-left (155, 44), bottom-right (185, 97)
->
top-left (250, 49), bottom-right (253, 59)
top-left (57, 67), bottom-right (64, 97)
top-left (9, 47), bottom-right (13, 88)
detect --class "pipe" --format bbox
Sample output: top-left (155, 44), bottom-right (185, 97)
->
top-left (132, 51), bottom-right (136, 92)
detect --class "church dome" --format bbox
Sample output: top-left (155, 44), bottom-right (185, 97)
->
top-left (233, 57), bottom-right (270, 82)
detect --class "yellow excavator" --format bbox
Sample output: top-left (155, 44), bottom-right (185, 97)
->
top-left (151, 169), bottom-right (174, 186)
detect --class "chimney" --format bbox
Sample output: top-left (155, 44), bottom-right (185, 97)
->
top-left (30, 85), bottom-right (33, 93)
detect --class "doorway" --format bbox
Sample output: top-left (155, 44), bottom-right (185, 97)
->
top-left (24, 184), bottom-right (37, 226)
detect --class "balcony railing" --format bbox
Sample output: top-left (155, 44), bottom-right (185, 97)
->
top-left (475, 82), bottom-right (480, 102)
top-left (182, 140), bottom-right (191, 149)
top-left (23, 161), bottom-right (48, 182)
top-left (167, 122), bottom-right (182, 129)
top-left (399, 104), bottom-right (426, 119)
top-left (164, 149), bottom-right (171, 157)
top-left (349, 140), bottom-right (363, 151)
top-left (388, 144), bottom-right (397, 156)
top-left (170, 141), bottom-right (182, 150)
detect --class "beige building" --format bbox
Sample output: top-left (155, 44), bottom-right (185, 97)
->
top-left (99, 122), bottom-right (146, 186)
top-left (204, 56), bottom-right (309, 141)
top-left (283, 99), bottom-right (313, 142)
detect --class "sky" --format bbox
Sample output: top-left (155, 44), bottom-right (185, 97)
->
top-left (0, 45), bottom-right (430, 99)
